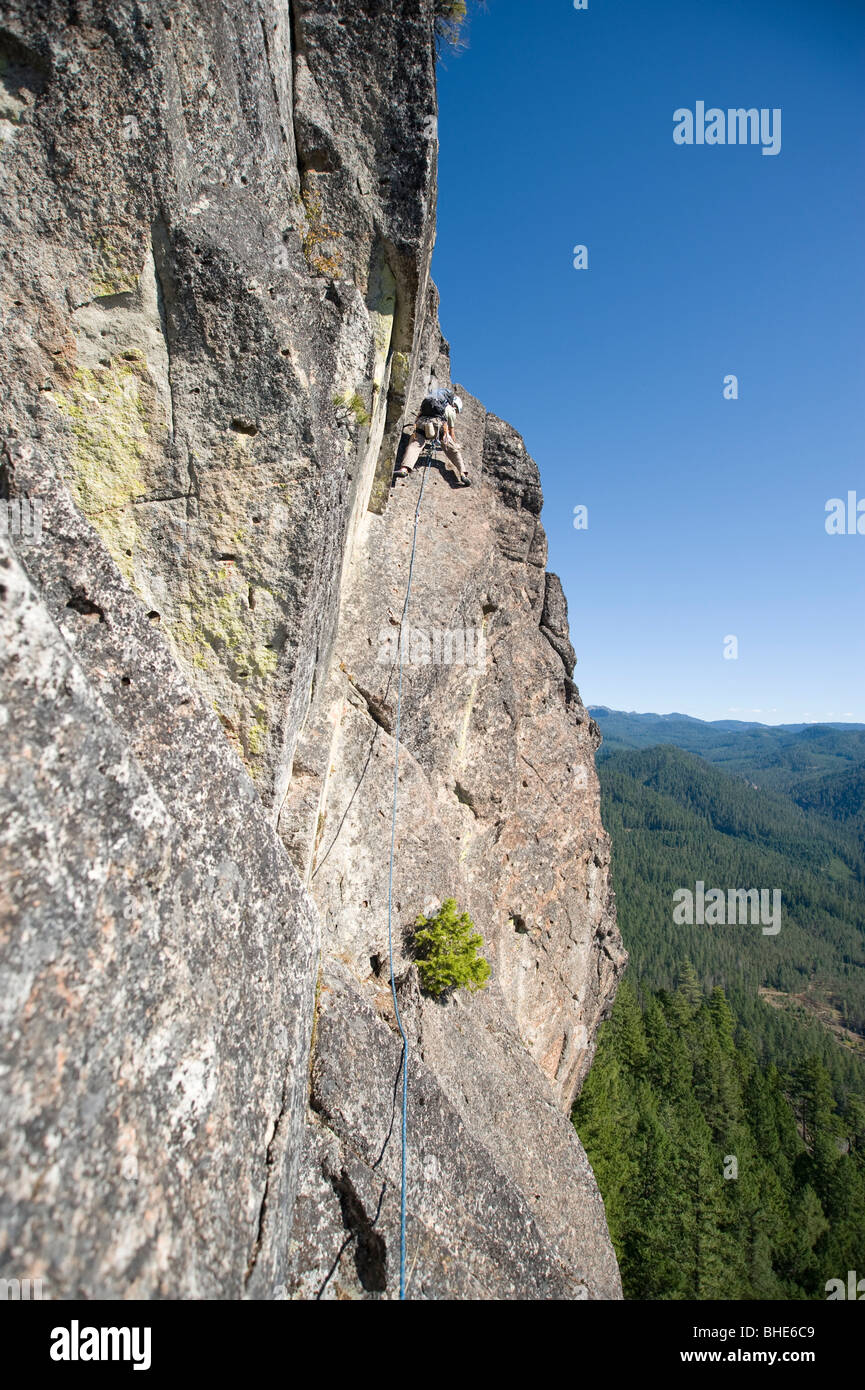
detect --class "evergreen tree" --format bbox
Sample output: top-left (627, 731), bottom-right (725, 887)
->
top-left (573, 980), bottom-right (865, 1300)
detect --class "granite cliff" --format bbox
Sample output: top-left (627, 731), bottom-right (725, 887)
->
top-left (0, 0), bottom-right (626, 1299)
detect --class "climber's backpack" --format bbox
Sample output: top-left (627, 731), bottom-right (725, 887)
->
top-left (419, 387), bottom-right (454, 419)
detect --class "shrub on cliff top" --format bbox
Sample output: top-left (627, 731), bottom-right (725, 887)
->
top-left (434, 1), bottom-right (468, 50)
top-left (413, 898), bottom-right (491, 996)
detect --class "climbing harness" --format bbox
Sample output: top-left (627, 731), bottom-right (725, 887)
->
top-left (386, 432), bottom-right (437, 1300)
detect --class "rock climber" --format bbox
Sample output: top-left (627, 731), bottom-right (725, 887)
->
top-left (394, 385), bottom-right (470, 486)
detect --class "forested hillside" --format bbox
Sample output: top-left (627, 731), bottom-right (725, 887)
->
top-left (574, 978), bottom-right (865, 1299)
top-left (576, 713), bottom-right (865, 1299)
top-left (599, 745), bottom-right (865, 1054)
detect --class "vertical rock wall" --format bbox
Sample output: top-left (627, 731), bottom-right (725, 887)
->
top-left (0, 1), bottom-right (625, 1299)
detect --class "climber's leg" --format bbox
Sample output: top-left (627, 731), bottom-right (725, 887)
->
top-left (394, 432), bottom-right (423, 478)
top-left (442, 435), bottom-right (469, 486)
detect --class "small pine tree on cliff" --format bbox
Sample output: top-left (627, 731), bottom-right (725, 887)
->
top-left (414, 898), bottom-right (490, 996)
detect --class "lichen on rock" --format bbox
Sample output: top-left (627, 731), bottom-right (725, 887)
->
top-left (51, 356), bottom-right (153, 582)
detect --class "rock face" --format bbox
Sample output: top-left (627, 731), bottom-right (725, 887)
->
top-left (0, 461), bottom-right (318, 1298)
top-left (0, 1), bottom-right (626, 1299)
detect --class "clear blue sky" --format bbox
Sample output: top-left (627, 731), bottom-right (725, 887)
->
top-left (432, 0), bottom-right (864, 724)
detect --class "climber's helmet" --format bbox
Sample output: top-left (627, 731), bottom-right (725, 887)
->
top-left (452, 395), bottom-right (463, 414)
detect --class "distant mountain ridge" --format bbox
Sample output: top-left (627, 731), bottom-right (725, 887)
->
top-left (590, 708), bottom-right (865, 818)
top-left (590, 706), bottom-right (865, 735)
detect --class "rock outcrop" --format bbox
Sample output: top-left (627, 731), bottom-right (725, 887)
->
top-left (0, 0), bottom-right (626, 1299)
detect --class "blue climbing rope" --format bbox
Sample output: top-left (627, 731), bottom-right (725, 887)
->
top-left (387, 442), bottom-right (434, 1301)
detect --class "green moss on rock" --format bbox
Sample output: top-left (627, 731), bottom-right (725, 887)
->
top-left (246, 706), bottom-right (269, 757)
top-left (172, 567), bottom-right (281, 681)
top-left (51, 358), bottom-right (151, 581)
top-left (90, 236), bottom-right (140, 298)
